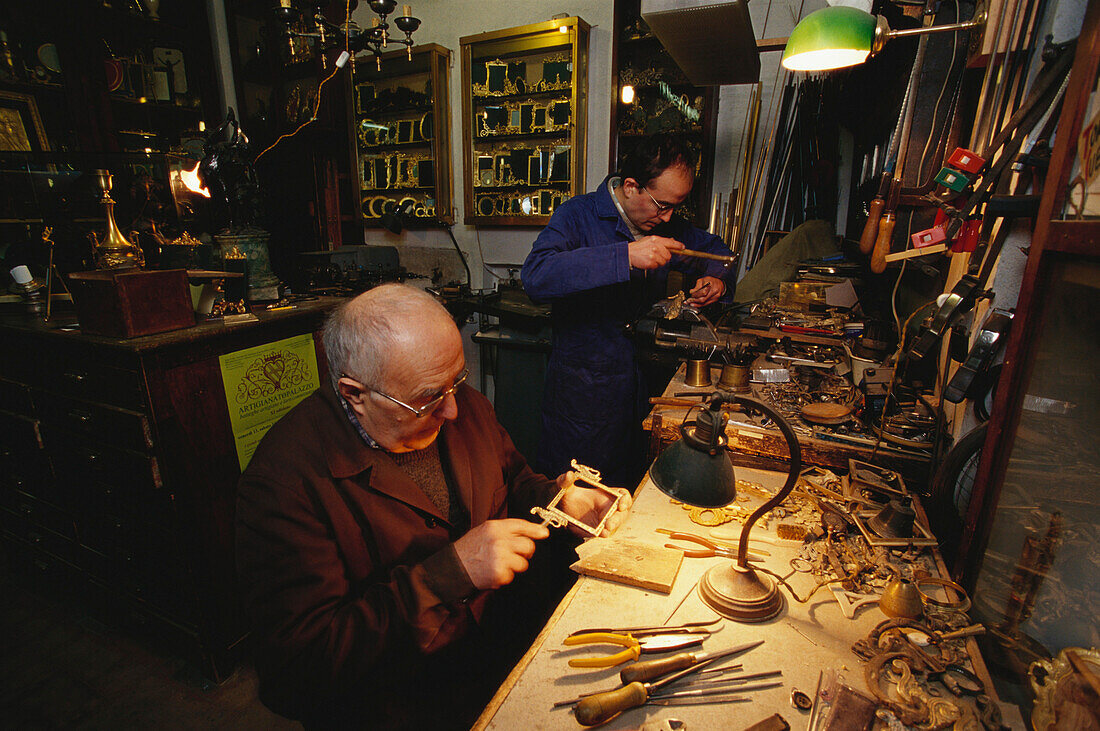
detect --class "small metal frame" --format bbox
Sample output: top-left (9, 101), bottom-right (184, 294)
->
top-left (851, 510), bottom-right (938, 548)
top-left (531, 460), bottom-right (625, 537)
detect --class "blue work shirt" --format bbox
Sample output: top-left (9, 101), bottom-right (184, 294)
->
top-left (522, 176), bottom-right (734, 487)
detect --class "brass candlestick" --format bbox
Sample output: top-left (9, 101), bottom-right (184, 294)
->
top-left (87, 169), bottom-right (145, 270)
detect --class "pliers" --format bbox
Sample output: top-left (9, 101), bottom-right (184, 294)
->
top-left (662, 531), bottom-right (771, 559)
top-left (562, 632), bottom-right (706, 668)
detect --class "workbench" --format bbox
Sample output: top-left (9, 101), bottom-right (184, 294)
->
top-left (473, 466), bottom-right (999, 730)
top-left (643, 363), bottom-right (934, 489)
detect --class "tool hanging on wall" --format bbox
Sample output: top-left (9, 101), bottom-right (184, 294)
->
top-left (866, 0), bottom-right (937, 274)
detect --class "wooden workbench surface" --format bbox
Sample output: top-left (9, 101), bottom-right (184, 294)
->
top-left (643, 363), bottom-right (933, 485)
top-left (473, 467), bottom-right (995, 730)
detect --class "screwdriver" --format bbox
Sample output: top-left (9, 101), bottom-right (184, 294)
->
top-left (620, 639), bottom-right (764, 683)
top-left (573, 656), bottom-right (723, 726)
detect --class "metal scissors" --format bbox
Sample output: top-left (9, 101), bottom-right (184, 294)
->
top-left (562, 632), bottom-right (707, 668)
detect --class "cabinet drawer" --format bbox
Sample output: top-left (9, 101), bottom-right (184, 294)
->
top-left (45, 431), bottom-right (170, 521)
top-left (0, 377), bottom-right (36, 416)
top-left (41, 360), bottom-right (147, 411)
top-left (0, 488), bottom-right (78, 542)
top-left (78, 511), bottom-right (190, 606)
top-left (0, 410), bottom-right (57, 502)
top-left (0, 503), bottom-right (80, 565)
top-left (37, 393), bottom-right (153, 451)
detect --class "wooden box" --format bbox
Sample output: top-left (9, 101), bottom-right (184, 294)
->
top-left (68, 269), bottom-right (195, 338)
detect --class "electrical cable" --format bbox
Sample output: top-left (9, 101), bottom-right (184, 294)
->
top-left (870, 299), bottom-right (937, 462)
top-left (254, 0), bottom-right (352, 164)
top-left (444, 223), bottom-right (472, 289)
top-left (473, 226), bottom-right (504, 281)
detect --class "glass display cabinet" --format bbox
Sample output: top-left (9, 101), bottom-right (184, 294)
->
top-left (459, 17), bottom-right (589, 226)
top-left (955, 4), bottom-right (1100, 724)
top-left (351, 43), bottom-right (454, 228)
top-left (611, 0), bottom-right (718, 227)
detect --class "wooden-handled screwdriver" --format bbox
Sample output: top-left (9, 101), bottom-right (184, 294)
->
top-left (573, 640), bottom-right (765, 725)
top-left (870, 182), bottom-right (899, 274)
top-left (620, 639), bottom-right (764, 683)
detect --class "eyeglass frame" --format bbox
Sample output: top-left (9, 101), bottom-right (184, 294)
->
top-left (345, 367), bottom-right (469, 417)
top-left (640, 184), bottom-right (678, 213)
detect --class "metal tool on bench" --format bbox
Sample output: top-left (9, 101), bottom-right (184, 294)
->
top-left (620, 639), bottom-right (765, 683)
top-left (661, 530), bottom-right (770, 560)
top-left (567, 618), bottom-right (720, 637)
top-left (561, 632), bottom-right (707, 668)
top-left (573, 653), bottom-right (776, 726)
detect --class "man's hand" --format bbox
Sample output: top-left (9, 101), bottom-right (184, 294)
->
top-left (686, 276), bottom-right (726, 307)
top-left (556, 471), bottom-right (633, 538)
top-left (453, 519), bottom-right (549, 590)
top-left (628, 235), bottom-right (685, 270)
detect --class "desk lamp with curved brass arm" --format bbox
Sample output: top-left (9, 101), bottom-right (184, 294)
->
top-left (649, 393), bottom-right (802, 622)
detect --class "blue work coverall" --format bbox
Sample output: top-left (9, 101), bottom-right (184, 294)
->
top-left (521, 177), bottom-right (733, 488)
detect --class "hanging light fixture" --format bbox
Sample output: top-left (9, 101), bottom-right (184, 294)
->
top-left (275, 0), bottom-right (421, 65)
top-left (649, 393), bottom-right (802, 622)
top-left (781, 5), bottom-right (985, 72)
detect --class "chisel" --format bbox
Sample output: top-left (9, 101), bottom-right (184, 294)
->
top-left (620, 639), bottom-right (764, 683)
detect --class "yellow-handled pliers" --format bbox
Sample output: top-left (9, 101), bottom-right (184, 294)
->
top-left (561, 631), bottom-right (705, 668)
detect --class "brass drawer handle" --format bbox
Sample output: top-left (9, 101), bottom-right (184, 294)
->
top-left (63, 371), bottom-right (88, 384)
top-left (68, 409), bottom-right (93, 426)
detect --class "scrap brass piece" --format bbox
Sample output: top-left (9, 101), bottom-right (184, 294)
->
top-left (530, 460), bottom-right (625, 537)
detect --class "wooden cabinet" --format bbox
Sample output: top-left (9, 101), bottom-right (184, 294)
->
top-left (610, 0), bottom-right (718, 227)
top-left (459, 17), bottom-right (589, 226)
top-left (0, 0), bottom-right (215, 154)
top-left (0, 299), bottom-right (340, 681)
top-left (954, 5), bottom-right (1100, 721)
top-left (351, 43), bottom-right (454, 227)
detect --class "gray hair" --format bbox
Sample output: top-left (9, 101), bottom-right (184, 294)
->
top-left (323, 284), bottom-right (451, 389)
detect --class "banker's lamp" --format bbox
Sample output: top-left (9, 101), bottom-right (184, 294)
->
top-left (781, 5), bottom-right (986, 72)
top-left (650, 393), bottom-right (802, 622)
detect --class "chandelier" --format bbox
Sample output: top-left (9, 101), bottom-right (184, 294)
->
top-left (275, 0), bottom-right (421, 68)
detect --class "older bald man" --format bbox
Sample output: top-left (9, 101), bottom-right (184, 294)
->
top-left (236, 284), bottom-right (630, 729)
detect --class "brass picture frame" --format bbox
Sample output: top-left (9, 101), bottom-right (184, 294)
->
top-left (419, 111), bottom-right (433, 141)
top-left (418, 159), bottom-right (434, 188)
top-left (396, 119), bottom-right (415, 144)
top-left (486, 60), bottom-right (507, 95)
top-left (0, 90), bottom-right (50, 152)
top-left (532, 105), bottom-right (547, 131)
top-left (477, 193), bottom-right (495, 216)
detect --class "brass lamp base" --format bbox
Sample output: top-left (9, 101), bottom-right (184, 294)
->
top-left (699, 562), bottom-right (785, 622)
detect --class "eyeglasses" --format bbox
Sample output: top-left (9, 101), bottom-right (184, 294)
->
top-left (354, 368), bottom-right (469, 418)
top-left (641, 185), bottom-right (678, 213)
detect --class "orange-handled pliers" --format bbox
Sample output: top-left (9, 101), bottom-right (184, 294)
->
top-left (561, 632), bottom-right (706, 668)
top-left (662, 531), bottom-right (771, 559)
top-left (663, 532), bottom-right (739, 558)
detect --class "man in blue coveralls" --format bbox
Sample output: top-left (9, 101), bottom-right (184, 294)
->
top-left (522, 134), bottom-right (735, 489)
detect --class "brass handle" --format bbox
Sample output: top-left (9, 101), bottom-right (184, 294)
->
top-left (68, 409), bottom-right (93, 426)
top-left (63, 371), bottom-right (88, 384)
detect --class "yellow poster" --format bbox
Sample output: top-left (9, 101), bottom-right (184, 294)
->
top-left (219, 333), bottom-right (321, 471)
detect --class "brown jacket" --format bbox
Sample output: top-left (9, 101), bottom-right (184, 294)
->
top-left (236, 383), bottom-right (558, 727)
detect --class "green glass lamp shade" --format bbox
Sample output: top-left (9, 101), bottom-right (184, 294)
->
top-left (782, 6), bottom-right (877, 71)
top-left (650, 433), bottom-right (737, 508)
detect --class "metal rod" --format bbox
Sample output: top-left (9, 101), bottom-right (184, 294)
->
top-left (674, 248), bottom-right (736, 264)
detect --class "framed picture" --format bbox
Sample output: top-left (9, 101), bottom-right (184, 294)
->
top-left (520, 103), bottom-right (534, 134)
top-left (486, 61), bottom-right (507, 94)
top-left (532, 105), bottom-right (547, 131)
top-left (395, 119), bottom-right (414, 144)
top-left (0, 91), bottom-right (50, 152)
